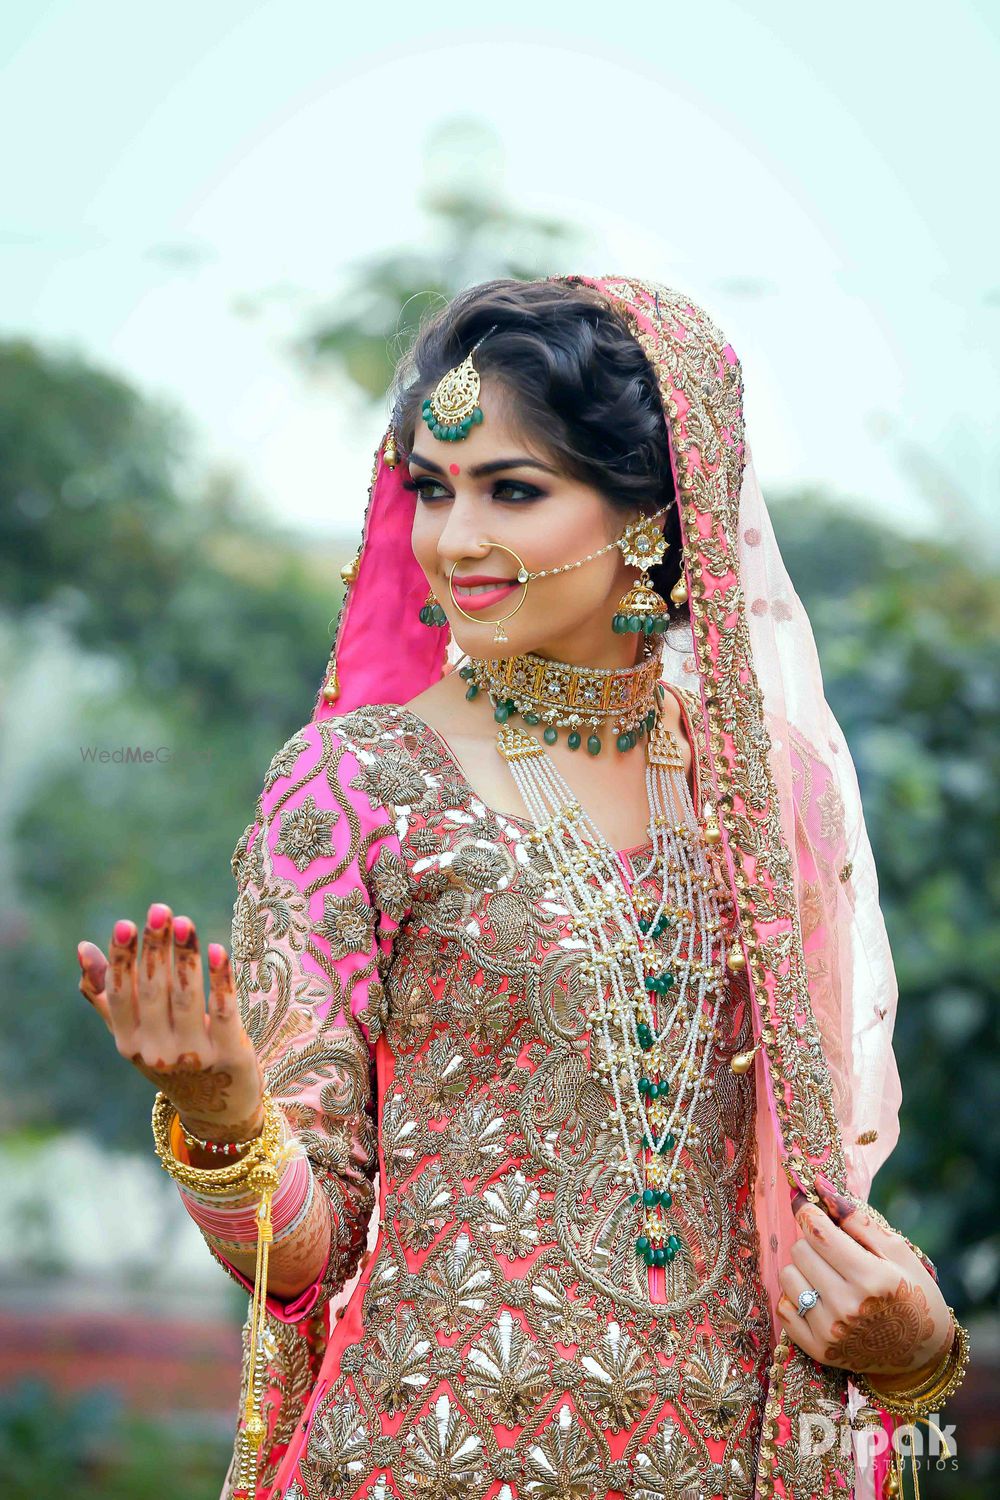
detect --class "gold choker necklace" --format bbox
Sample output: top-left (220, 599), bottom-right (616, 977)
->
top-left (459, 636), bottom-right (664, 755)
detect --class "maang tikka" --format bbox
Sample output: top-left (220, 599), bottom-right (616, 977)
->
top-left (421, 323), bottom-right (500, 441)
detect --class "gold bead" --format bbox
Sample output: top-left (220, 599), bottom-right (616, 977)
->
top-left (726, 947), bottom-right (747, 974)
top-left (321, 671), bottom-right (340, 704)
top-left (729, 1045), bottom-right (758, 1075)
top-left (340, 551), bottom-right (361, 585)
top-left (244, 1413), bottom-right (267, 1449)
top-left (670, 577), bottom-right (689, 607)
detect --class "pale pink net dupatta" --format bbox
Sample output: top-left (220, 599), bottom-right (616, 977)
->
top-left (308, 275), bottom-right (903, 1499)
top-left (738, 441), bottom-right (901, 1206)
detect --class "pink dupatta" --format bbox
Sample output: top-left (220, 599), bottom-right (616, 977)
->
top-left (311, 274), bottom-right (902, 1499)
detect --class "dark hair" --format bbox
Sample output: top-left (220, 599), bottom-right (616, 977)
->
top-left (390, 277), bottom-right (687, 624)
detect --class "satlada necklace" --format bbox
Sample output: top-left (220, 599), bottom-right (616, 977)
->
top-left (467, 644), bottom-right (739, 1274)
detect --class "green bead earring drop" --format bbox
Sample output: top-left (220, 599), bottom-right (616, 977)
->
top-left (418, 591), bottom-right (448, 627)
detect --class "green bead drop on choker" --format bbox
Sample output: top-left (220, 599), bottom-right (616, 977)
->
top-left (460, 636), bottom-right (664, 755)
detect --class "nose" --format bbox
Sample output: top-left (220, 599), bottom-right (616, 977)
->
top-left (434, 496), bottom-right (490, 573)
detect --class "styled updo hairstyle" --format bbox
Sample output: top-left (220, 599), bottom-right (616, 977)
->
top-left (389, 277), bottom-right (688, 625)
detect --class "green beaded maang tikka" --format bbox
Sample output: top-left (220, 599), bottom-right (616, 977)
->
top-left (421, 323), bottom-right (499, 441)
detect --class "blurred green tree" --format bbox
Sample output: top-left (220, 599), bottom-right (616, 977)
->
top-left (288, 117), bottom-right (589, 396)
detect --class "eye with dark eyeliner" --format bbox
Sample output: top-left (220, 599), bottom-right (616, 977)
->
top-left (401, 477), bottom-right (543, 503)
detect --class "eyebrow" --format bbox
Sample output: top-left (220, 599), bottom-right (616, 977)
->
top-left (407, 452), bottom-right (559, 478)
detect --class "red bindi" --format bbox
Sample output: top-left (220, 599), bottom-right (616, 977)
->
top-left (448, 462), bottom-right (461, 475)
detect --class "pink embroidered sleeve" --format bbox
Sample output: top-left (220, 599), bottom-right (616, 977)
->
top-left (202, 715), bottom-right (411, 1323)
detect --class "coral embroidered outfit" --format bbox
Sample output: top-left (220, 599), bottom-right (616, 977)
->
top-left (195, 276), bottom-right (905, 1500)
top-left (213, 690), bottom-right (788, 1500)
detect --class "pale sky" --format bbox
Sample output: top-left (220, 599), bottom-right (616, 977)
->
top-left (1, 0), bottom-right (997, 546)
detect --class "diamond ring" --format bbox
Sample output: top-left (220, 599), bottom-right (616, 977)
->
top-left (796, 1286), bottom-right (821, 1318)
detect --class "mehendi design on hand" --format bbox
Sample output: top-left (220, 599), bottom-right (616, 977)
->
top-left (131, 1060), bottom-right (235, 1118)
top-left (824, 1277), bottom-right (935, 1373)
top-left (181, 1101), bottom-right (266, 1146)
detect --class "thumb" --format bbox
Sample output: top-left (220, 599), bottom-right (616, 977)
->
top-left (814, 1172), bottom-right (891, 1259)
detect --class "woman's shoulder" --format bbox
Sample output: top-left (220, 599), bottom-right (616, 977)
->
top-left (246, 703), bottom-right (411, 826)
top-left (233, 705), bottom-right (420, 895)
top-left (264, 702), bottom-right (413, 769)
top-left (263, 701), bottom-right (458, 827)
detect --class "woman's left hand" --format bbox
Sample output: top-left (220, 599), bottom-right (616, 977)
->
top-left (776, 1172), bottom-right (954, 1381)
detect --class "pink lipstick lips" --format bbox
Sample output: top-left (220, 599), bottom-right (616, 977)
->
top-left (451, 576), bottom-right (519, 612)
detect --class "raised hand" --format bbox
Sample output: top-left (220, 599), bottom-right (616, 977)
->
top-left (77, 903), bottom-right (264, 1144)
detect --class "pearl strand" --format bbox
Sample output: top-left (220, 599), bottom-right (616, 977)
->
top-left (496, 710), bottom-right (730, 1271)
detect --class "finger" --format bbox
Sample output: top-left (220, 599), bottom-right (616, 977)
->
top-left (814, 1172), bottom-right (897, 1259)
top-left (815, 1179), bottom-right (938, 1279)
top-left (779, 1257), bottom-right (829, 1321)
top-left (206, 943), bottom-right (242, 1034)
top-left (775, 1289), bottom-right (823, 1362)
top-left (169, 915), bottom-right (209, 1053)
top-left (77, 941), bottom-right (114, 1031)
top-left (106, 919), bottom-right (139, 1040)
top-left (136, 902), bottom-right (174, 1046)
top-left (793, 1196), bottom-right (884, 1283)
top-left (790, 1233), bottom-right (849, 1299)
top-left (78, 939), bottom-right (108, 992)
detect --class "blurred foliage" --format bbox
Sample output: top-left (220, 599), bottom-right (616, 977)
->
top-left (0, 332), bottom-right (348, 1143)
top-left (770, 491), bottom-right (999, 1315)
top-left (0, 1378), bottom-right (230, 1499)
top-left (288, 118), bottom-right (589, 396)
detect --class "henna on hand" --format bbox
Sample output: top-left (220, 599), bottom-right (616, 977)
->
top-left (824, 1276), bottom-right (936, 1375)
top-left (130, 1061), bottom-right (235, 1116)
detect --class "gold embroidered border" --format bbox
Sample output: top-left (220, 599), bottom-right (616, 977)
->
top-left (575, 274), bottom-right (847, 1196)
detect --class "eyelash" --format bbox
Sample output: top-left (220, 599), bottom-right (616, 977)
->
top-left (401, 478), bottom-right (543, 503)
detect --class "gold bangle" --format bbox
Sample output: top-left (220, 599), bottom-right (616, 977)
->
top-left (153, 1086), bottom-right (296, 1493)
top-left (856, 1313), bottom-right (970, 1418)
top-left (151, 1090), bottom-right (284, 1196)
top-left (866, 1332), bottom-right (956, 1401)
top-left (180, 1119), bottom-right (259, 1154)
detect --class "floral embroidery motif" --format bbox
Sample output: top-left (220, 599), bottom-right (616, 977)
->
top-left (523, 1408), bottom-right (604, 1500)
top-left (466, 1312), bottom-right (550, 1425)
top-left (317, 887), bottom-right (375, 958)
top-left (274, 792), bottom-right (338, 872)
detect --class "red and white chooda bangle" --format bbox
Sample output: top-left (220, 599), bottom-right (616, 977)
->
top-left (175, 1114), bottom-right (314, 1248)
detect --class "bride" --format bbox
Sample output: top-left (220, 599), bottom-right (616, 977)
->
top-left (78, 275), bottom-right (967, 1500)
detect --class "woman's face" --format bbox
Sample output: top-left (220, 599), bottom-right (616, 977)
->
top-left (407, 379), bottom-right (642, 667)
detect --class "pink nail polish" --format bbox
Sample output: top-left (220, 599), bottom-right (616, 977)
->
top-left (148, 903), bottom-right (170, 930)
top-left (208, 943), bottom-right (226, 970)
top-left (173, 916), bottom-right (192, 945)
top-left (114, 919), bottom-right (133, 945)
top-left (814, 1171), bottom-right (856, 1225)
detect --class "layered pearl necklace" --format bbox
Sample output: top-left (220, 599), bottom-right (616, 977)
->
top-left (480, 648), bottom-right (736, 1274)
